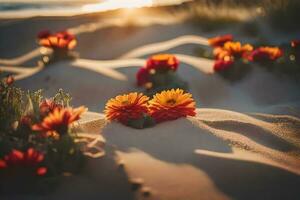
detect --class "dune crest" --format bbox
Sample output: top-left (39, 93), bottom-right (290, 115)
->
top-left (76, 108), bottom-right (300, 199)
top-left (191, 109), bottom-right (300, 175)
top-left (121, 35), bottom-right (208, 59)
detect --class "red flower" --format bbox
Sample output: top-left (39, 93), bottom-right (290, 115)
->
top-left (38, 30), bottom-right (77, 50)
top-left (5, 75), bottom-right (14, 85)
top-left (291, 40), bottom-right (300, 48)
top-left (0, 148), bottom-right (47, 176)
top-left (249, 47), bottom-right (283, 62)
top-left (208, 34), bottom-right (233, 47)
top-left (19, 115), bottom-right (33, 127)
top-left (213, 59), bottom-right (234, 72)
top-left (136, 67), bottom-right (150, 86)
top-left (146, 54), bottom-right (179, 72)
top-left (39, 99), bottom-right (62, 117)
top-left (37, 30), bottom-right (51, 39)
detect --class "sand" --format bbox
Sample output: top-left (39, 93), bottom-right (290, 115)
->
top-left (77, 109), bottom-right (300, 200)
top-left (0, 7), bottom-right (300, 200)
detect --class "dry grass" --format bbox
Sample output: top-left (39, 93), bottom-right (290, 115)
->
top-left (168, 0), bottom-right (300, 32)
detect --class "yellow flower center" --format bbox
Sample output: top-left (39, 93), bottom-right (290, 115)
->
top-left (152, 54), bottom-right (171, 61)
top-left (166, 98), bottom-right (177, 105)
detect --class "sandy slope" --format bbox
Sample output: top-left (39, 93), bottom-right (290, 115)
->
top-left (73, 109), bottom-right (300, 200)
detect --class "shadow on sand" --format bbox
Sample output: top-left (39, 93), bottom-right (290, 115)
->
top-left (103, 117), bottom-right (300, 200)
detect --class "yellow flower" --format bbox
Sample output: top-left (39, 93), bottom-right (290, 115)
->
top-left (38, 31), bottom-right (77, 50)
top-left (104, 92), bottom-right (149, 124)
top-left (223, 41), bottom-right (253, 57)
top-left (213, 47), bottom-right (234, 60)
top-left (148, 89), bottom-right (196, 123)
top-left (146, 54), bottom-right (179, 71)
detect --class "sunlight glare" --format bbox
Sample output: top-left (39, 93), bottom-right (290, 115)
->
top-left (83, 0), bottom-right (154, 12)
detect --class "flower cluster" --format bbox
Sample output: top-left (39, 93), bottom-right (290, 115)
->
top-left (136, 54), bottom-right (187, 95)
top-left (38, 30), bottom-right (77, 50)
top-left (0, 148), bottom-right (47, 177)
top-left (146, 54), bottom-right (179, 72)
top-left (137, 54), bottom-right (179, 87)
top-left (0, 79), bottom-right (87, 192)
top-left (37, 30), bottom-right (78, 63)
top-left (209, 35), bottom-right (253, 72)
top-left (248, 47), bottom-right (283, 62)
top-left (208, 35), bottom-right (284, 80)
top-left (104, 89), bottom-right (196, 128)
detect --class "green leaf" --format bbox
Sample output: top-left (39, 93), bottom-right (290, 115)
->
top-left (127, 115), bottom-right (156, 129)
top-left (127, 118), bottom-right (145, 129)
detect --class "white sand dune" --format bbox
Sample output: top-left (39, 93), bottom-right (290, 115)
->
top-left (72, 54), bottom-right (213, 81)
top-left (0, 64), bottom-right (44, 80)
top-left (0, 48), bottom-right (41, 66)
top-left (72, 109), bottom-right (300, 200)
top-left (121, 35), bottom-right (208, 59)
top-left (0, 34), bottom-right (212, 81)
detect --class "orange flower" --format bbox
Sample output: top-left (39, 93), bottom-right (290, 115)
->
top-left (38, 31), bottom-right (77, 50)
top-left (208, 34), bottom-right (233, 47)
top-left (214, 59), bottom-right (234, 72)
top-left (0, 148), bottom-right (47, 176)
top-left (148, 89), bottom-right (196, 123)
top-left (223, 41), bottom-right (253, 58)
top-left (212, 48), bottom-right (234, 71)
top-left (249, 47), bottom-right (283, 62)
top-left (146, 54), bottom-right (179, 72)
top-left (213, 47), bottom-right (233, 60)
top-left (105, 92), bottom-right (149, 124)
top-left (32, 106), bottom-right (87, 137)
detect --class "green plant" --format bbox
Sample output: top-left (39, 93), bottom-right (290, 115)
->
top-left (0, 77), bottom-right (88, 194)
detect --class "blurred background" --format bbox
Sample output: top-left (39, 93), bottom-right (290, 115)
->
top-left (0, 0), bottom-right (299, 32)
top-left (0, 0), bottom-right (299, 112)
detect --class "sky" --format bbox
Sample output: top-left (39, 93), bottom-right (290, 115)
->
top-left (0, 0), bottom-right (100, 3)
